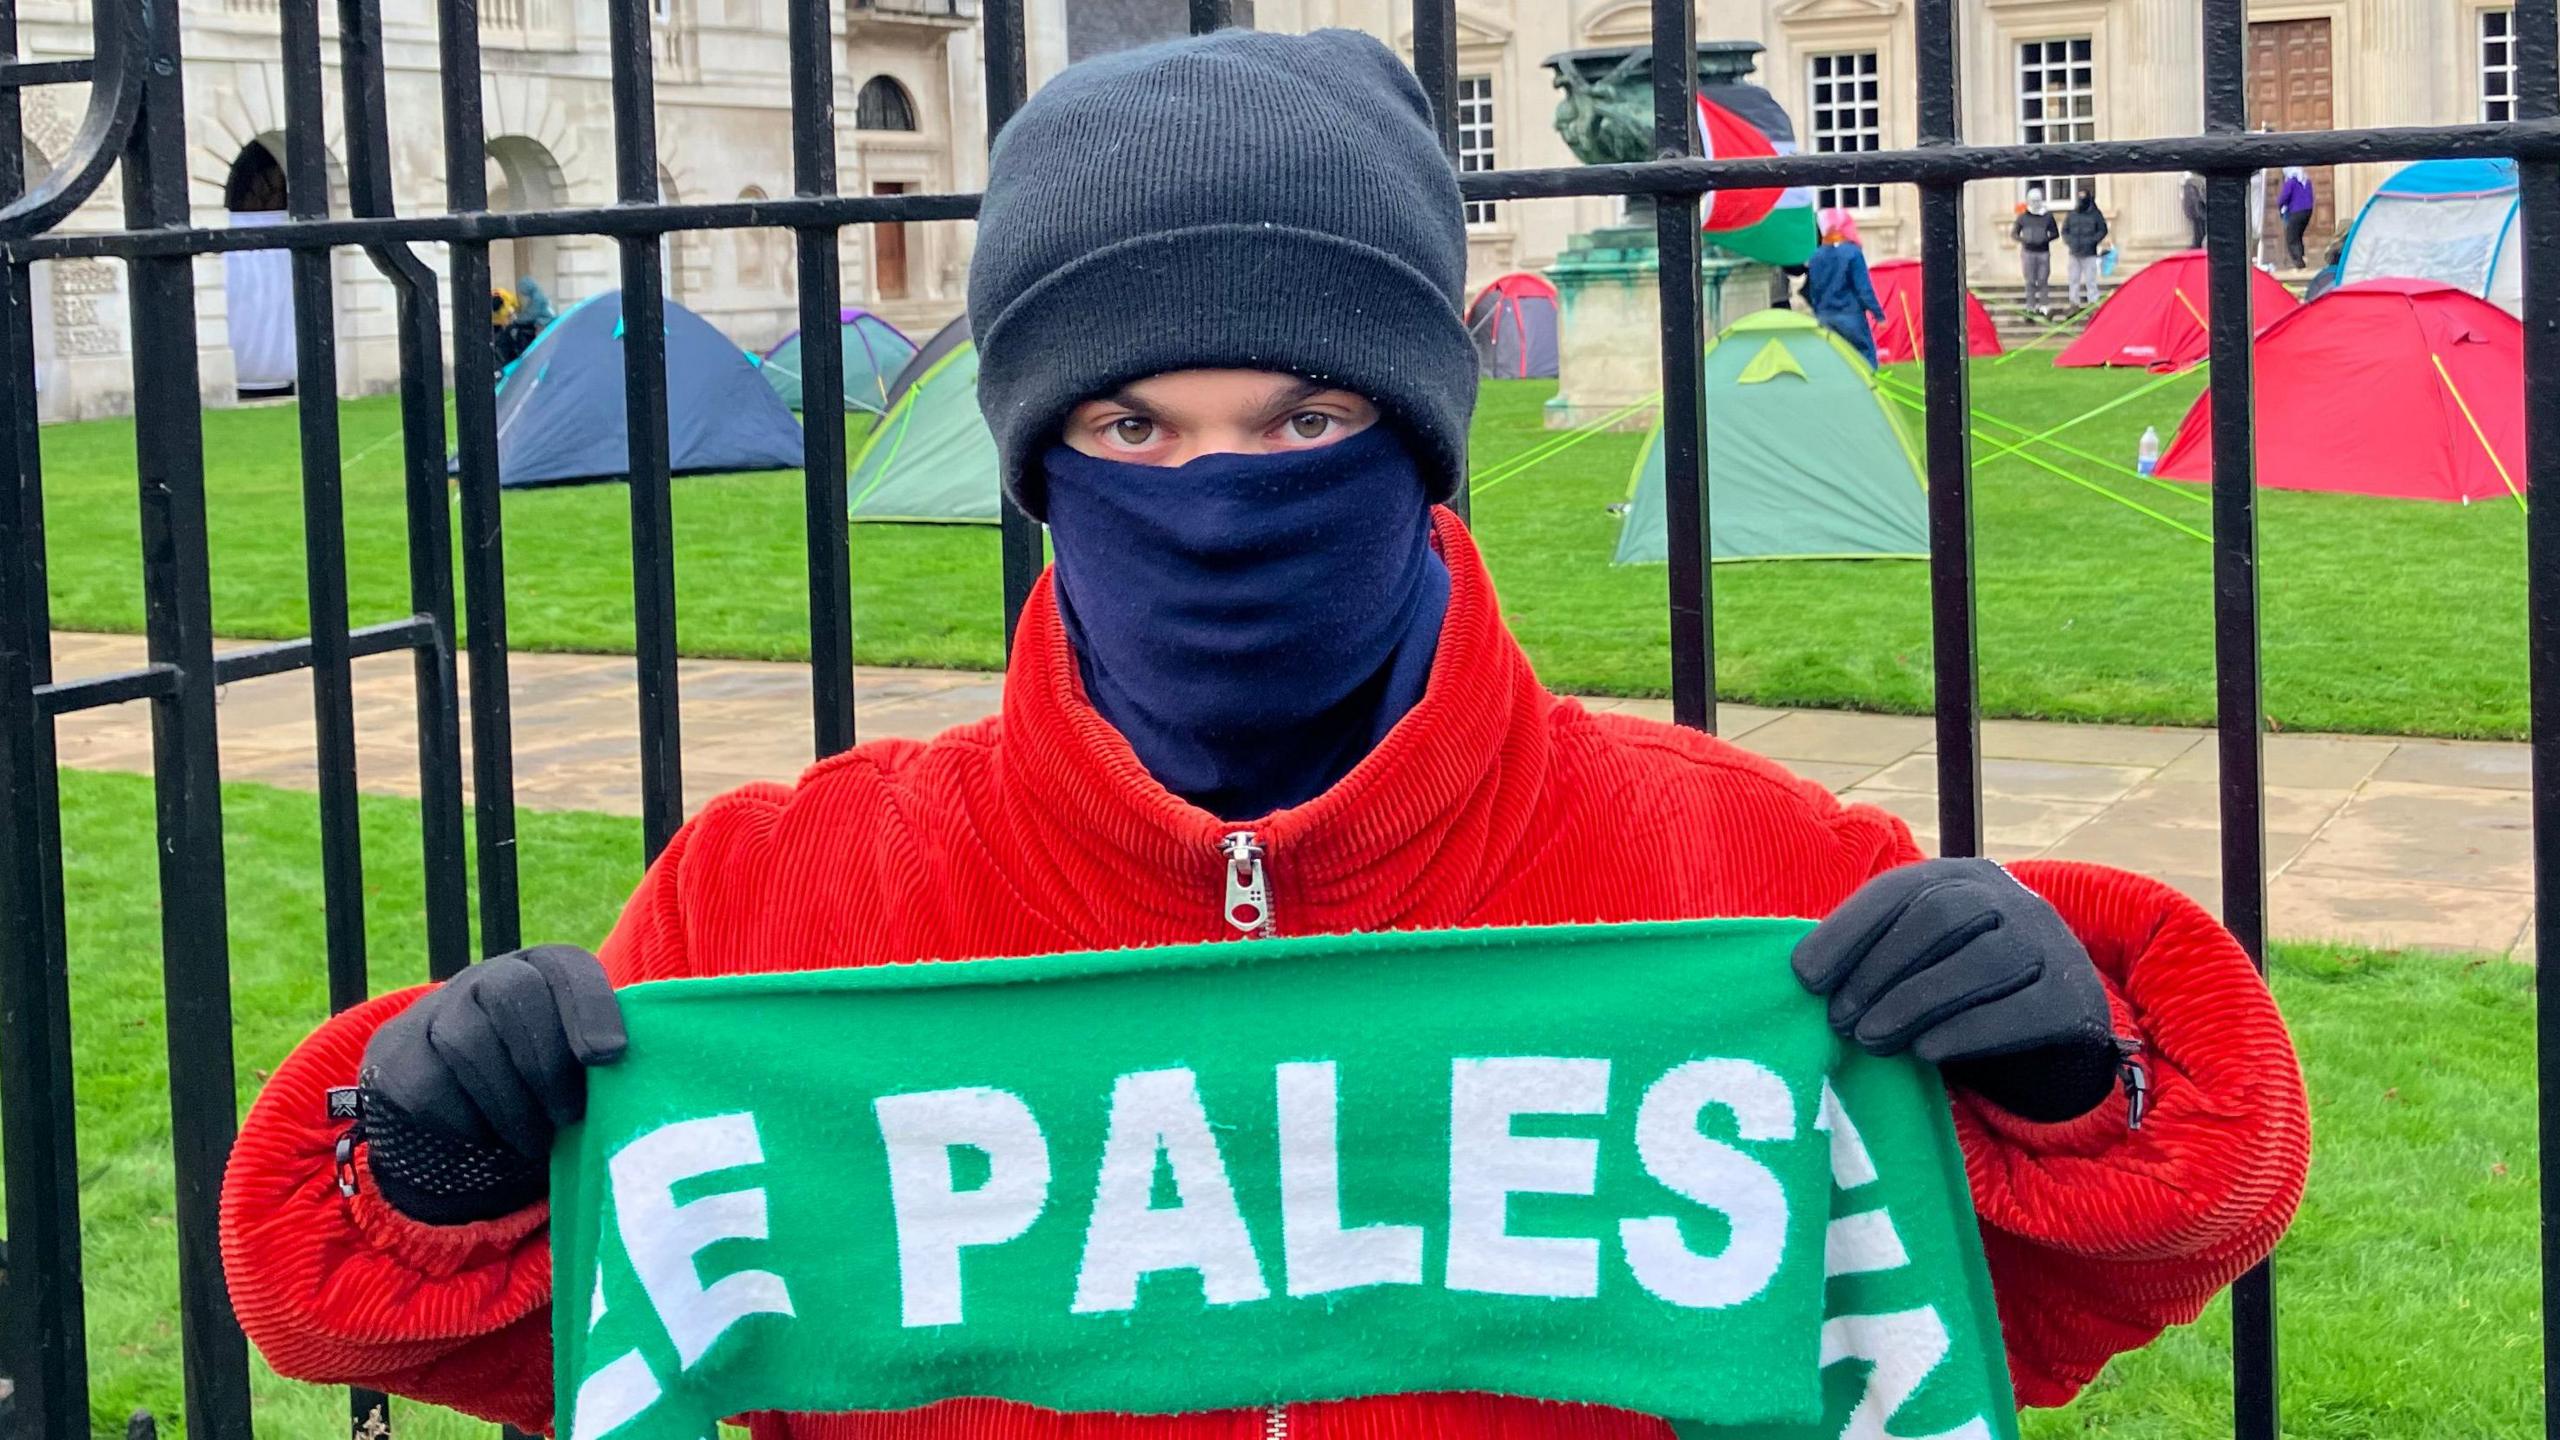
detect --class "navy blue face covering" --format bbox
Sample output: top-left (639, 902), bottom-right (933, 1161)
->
top-left (1042, 424), bottom-right (1452, 821)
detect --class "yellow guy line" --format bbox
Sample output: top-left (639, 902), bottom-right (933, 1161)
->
top-left (2172, 286), bottom-right (2209, 333)
top-left (2430, 350), bottom-right (2526, 513)
top-left (1469, 393), bottom-right (1660, 496)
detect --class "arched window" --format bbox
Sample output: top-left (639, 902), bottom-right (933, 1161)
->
top-left (856, 76), bottom-right (917, 132)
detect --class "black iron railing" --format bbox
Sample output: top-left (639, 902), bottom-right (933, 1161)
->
top-left (0, 0), bottom-right (2554, 1436)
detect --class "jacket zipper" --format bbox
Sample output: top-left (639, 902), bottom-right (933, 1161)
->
top-left (1221, 832), bottom-right (1286, 1438)
top-left (1222, 831), bottom-right (1274, 938)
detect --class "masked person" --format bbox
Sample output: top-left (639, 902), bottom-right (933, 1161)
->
top-left (2061, 187), bottom-right (2110, 312)
top-left (222, 30), bottom-right (2309, 1440)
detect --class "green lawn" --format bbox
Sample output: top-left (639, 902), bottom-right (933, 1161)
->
top-left (32, 364), bottom-right (2530, 738)
top-left (2, 772), bottom-right (2540, 1435)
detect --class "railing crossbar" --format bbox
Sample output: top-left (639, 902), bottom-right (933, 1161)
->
top-left (14, 121), bottom-right (2553, 260)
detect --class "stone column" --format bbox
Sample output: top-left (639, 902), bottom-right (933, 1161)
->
top-left (2118, 0), bottom-right (2205, 262)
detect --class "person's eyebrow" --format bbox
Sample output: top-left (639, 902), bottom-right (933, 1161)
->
top-left (1085, 386), bottom-right (1156, 415)
top-left (1251, 378), bottom-right (1331, 421)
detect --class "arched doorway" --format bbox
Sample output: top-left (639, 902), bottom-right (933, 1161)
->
top-left (854, 76), bottom-right (923, 303)
top-left (486, 135), bottom-right (568, 303)
top-left (223, 137), bottom-right (296, 398)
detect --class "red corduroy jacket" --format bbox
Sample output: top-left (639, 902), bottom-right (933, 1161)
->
top-left (220, 514), bottom-right (2309, 1440)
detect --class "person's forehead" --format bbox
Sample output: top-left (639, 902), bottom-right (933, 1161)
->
top-left (1090, 370), bottom-right (1356, 411)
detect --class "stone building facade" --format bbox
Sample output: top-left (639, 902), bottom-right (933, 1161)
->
top-left (1252, 1), bottom-right (2526, 297)
top-left (7, 0), bottom-right (2524, 418)
top-left (12, 0), bottom-right (1084, 419)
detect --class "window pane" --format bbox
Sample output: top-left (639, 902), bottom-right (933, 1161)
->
top-left (1458, 75), bottom-right (1496, 224)
top-left (2485, 9), bottom-right (2519, 122)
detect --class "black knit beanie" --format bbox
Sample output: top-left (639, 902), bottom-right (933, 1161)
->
top-left (968, 27), bottom-right (1476, 519)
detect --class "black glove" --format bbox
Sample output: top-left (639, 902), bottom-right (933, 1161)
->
top-left (358, 944), bottom-right (627, 1225)
top-left (1793, 858), bottom-right (2120, 1123)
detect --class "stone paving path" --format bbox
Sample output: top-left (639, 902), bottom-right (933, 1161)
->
top-left (46, 631), bottom-right (2538, 959)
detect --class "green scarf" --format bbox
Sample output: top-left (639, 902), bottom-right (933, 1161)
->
top-left (552, 919), bottom-right (2018, 1440)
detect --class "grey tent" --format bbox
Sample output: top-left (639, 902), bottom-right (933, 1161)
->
top-left (484, 291), bottom-right (805, 488)
top-left (848, 314), bottom-right (1001, 523)
top-left (1467, 272), bottom-right (1560, 379)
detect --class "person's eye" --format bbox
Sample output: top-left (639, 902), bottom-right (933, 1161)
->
top-left (1286, 412), bottom-right (1335, 441)
top-left (1107, 417), bottom-right (1157, 447)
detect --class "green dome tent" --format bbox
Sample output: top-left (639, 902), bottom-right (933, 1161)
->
top-left (848, 314), bottom-right (1001, 523)
top-left (1614, 310), bottom-right (1927, 564)
top-left (761, 307), bottom-right (916, 415)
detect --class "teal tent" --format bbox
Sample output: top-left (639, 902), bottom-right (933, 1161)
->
top-left (1615, 310), bottom-right (1927, 563)
top-left (761, 307), bottom-right (917, 415)
top-left (848, 314), bottom-right (1000, 523)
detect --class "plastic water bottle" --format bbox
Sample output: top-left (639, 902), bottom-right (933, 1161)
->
top-left (2136, 425), bottom-right (2161, 476)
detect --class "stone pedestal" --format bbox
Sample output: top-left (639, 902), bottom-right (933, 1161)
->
top-left (1544, 224), bottom-right (1764, 430)
top-left (1543, 223), bottom-right (1661, 431)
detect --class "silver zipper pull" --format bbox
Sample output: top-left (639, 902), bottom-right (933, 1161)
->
top-left (1222, 831), bottom-right (1273, 937)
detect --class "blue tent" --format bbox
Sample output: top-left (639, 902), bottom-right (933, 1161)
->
top-left (2337, 158), bottom-right (2521, 315)
top-left (484, 291), bottom-right (806, 487)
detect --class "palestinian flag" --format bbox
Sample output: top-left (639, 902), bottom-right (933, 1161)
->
top-left (1696, 82), bottom-right (1819, 268)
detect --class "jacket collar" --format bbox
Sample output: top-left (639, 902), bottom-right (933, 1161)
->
top-left (993, 509), bottom-right (1558, 947)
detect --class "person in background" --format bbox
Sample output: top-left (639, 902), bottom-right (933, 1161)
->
top-left (2249, 154), bottom-right (2271, 268)
top-left (2013, 185), bottom-right (2059, 317)
top-left (2061, 187), bottom-right (2110, 312)
top-left (493, 277), bottom-right (551, 371)
top-left (514, 276), bottom-right (556, 332)
top-left (1812, 206), bottom-right (1894, 363)
top-left (2279, 166), bottom-right (2316, 270)
top-left (488, 287), bottom-right (526, 372)
top-left (2304, 239), bottom-right (2346, 302)
top-left (1766, 262), bottom-right (1800, 311)
top-left (2182, 172), bottom-right (2207, 249)
top-left (1804, 207), bottom-right (1887, 367)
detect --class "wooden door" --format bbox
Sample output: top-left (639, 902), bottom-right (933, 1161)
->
top-left (2246, 18), bottom-right (2336, 264)
top-left (872, 181), bottom-right (910, 301)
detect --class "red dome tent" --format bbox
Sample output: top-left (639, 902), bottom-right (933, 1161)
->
top-left (1868, 258), bottom-right (2004, 364)
top-left (2154, 278), bottom-right (2522, 504)
top-left (2054, 249), bottom-right (2300, 370)
top-left (1465, 272), bottom-right (1561, 379)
